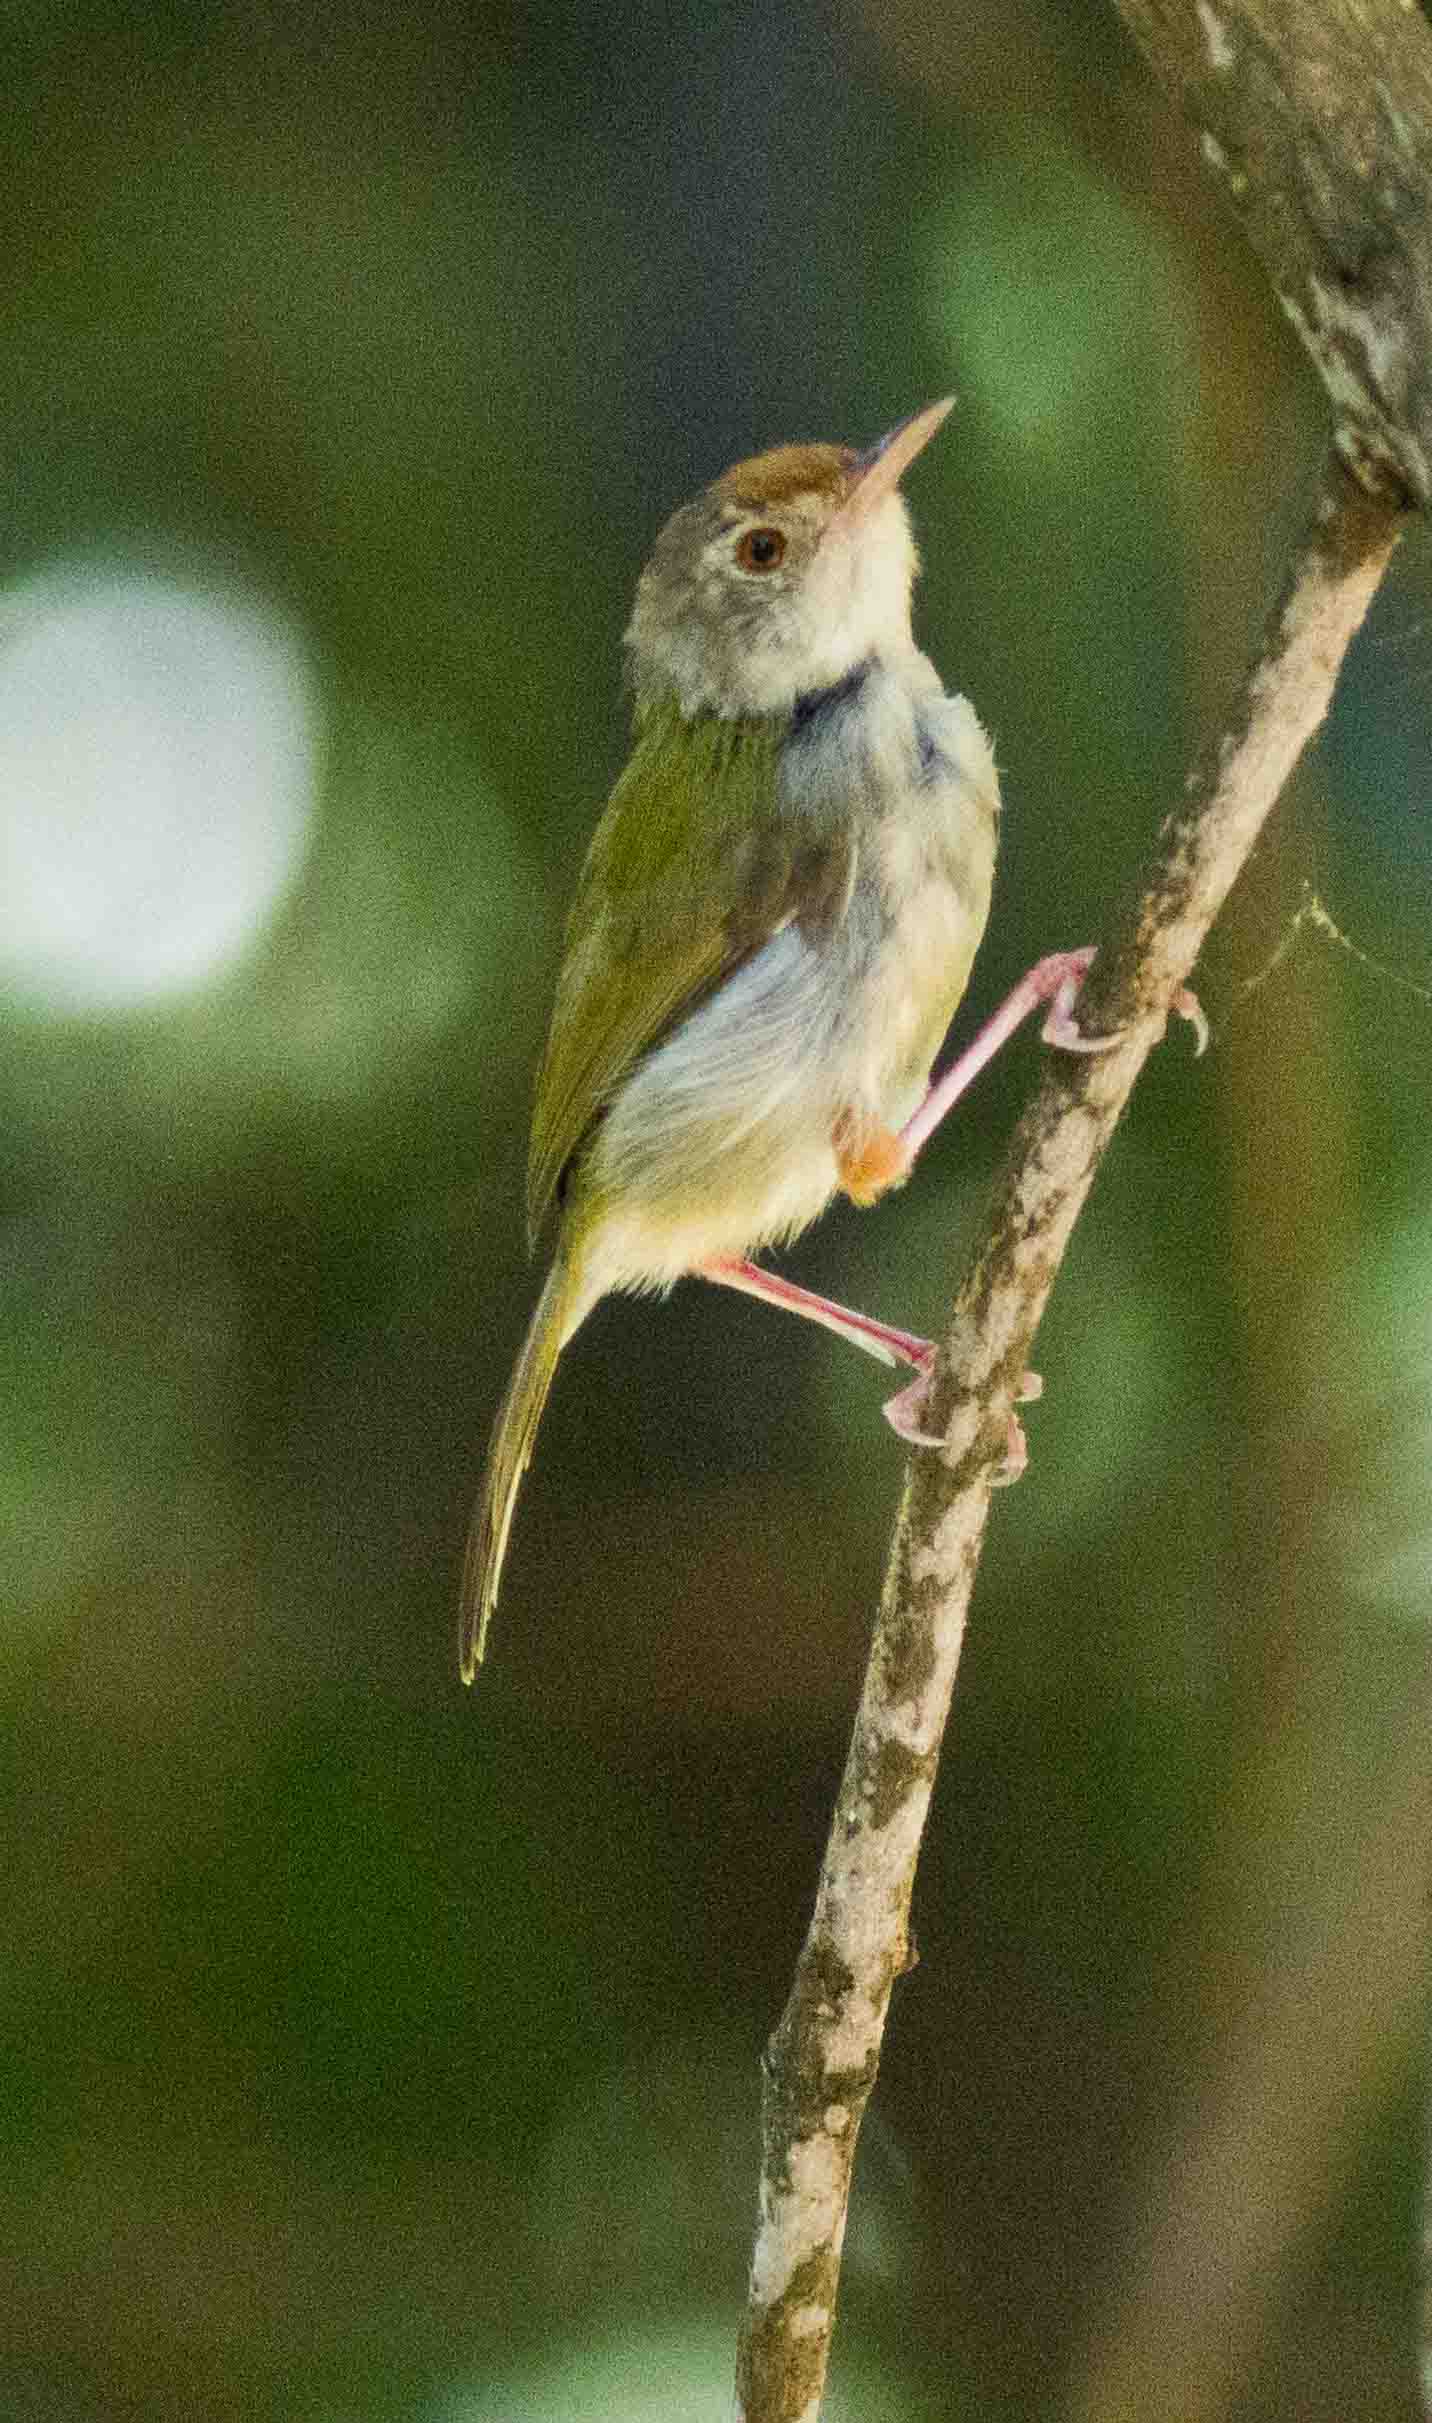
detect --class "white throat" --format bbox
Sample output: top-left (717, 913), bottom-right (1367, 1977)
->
top-left (628, 491), bottom-right (921, 720)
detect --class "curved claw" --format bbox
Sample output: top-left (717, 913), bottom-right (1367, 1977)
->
top-left (992, 1412), bottom-right (1028, 1485)
top-left (882, 1363), bottom-right (941, 1447)
top-left (1172, 985), bottom-right (1210, 1057)
top-left (883, 1372), bottom-right (1038, 1479)
top-left (1042, 953), bottom-right (1210, 1062)
top-left (1042, 952), bottom-right (1120, 1055)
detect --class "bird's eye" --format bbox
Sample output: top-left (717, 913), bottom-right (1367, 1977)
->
top-left (735, 525), bottom-right (787, 573)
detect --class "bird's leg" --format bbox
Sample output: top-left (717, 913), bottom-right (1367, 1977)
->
top-left (829, 952), bottom-right (1116, 1205)
top-left (830, 950), bottom-right (1206, 1206)
top-left (900, 946), bottom-right (1208, 1164)
top-left (703, 952), bottom-right (1204, 1463)
top-left (699, 1254), bottom-right (930, 1373)
top-left (865, 951), bottom-right (1203, 1440)
top-left (698, 1255), bottom-right (1037, 1475)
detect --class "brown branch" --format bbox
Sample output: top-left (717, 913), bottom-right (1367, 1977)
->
top-left (735, 449), bottom-right (1402, 2423)
top-left (1117, 0), bottom-right (1432, 508)
top-left (735, 4), bottom-right (1431, 2413)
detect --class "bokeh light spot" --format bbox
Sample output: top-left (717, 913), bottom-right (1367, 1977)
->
top-left (0, 563), bottom-right (319, 1011)
top-left (921, 145), bottom-right (1187, 455)
top-left (433, 2316), bottom-right (927, 2421)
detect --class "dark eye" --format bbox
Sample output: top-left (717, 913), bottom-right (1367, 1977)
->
top-left (735, 525), bottom-right (786, 573)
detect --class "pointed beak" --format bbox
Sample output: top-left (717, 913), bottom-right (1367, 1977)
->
top-left (837, 397), bottom-right (954, 526)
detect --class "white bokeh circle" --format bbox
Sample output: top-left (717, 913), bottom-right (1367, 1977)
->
top-left (0, 563), bottom-right (319, 1010)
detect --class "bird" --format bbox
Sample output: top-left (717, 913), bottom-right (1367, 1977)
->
top-left (461, 398), bottom-right (1005, 1679)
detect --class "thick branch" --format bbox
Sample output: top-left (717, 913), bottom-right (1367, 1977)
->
top-left (734, 454), bottom-right (1404, 2423)
top-left (733, 7), bottom-right (1432, 2410)
top-left (1114, 0), bottom-right (1432, 505)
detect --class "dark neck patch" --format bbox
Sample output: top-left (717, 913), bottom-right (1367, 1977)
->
top-left (789, 657), bottom-right (872, 737)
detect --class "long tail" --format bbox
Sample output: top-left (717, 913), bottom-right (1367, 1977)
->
top-left (460, 1255), bottom-right (583, 1682)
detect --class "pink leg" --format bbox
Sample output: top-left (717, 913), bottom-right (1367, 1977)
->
top-left (901, 948), bottom-right (1103, 1161)
top-left (900, 948), bottom-right (1207, 1163)
top-left (701, 1255), bottom-right (930, 1372)
top-left (699, 951), bottom-right (1204, 1464)
top-left (701, 1256), bottom-right (1038, 1476)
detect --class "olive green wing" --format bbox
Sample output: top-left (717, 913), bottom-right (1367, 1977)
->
top-left (526, 708), bottom-right (853, 1243)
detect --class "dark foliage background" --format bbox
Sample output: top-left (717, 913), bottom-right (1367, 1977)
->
top-left (1, 2), bottom-right (1428, 2417)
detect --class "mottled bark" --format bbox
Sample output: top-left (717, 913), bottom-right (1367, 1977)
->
top-left (735, 4), bottom-right (1429, 2415)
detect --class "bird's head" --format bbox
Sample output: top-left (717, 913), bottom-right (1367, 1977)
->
top-left (626, 398), bottom-right (952, 719)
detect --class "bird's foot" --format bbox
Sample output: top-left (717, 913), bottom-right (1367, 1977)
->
top-left (700, 1255), bottom-right (930, 1369)
top-left (900, 950), bottom-right (1209, 1167)
top-left (1041, 949), bottom-right (1209, 1058)
top-left (883, 1357), bottom-right (1041, 1480)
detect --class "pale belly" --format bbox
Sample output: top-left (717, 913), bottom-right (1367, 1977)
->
top-left (579, 829), bottom-right (992, 1295)
top-left (573, 660), bottom-right (999, 1298)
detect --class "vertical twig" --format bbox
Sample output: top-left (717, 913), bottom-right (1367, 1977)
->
top-left (734, 455), bottom-right (1404, 2423)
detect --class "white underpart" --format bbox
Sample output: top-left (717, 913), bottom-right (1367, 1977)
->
top-left (715, 494), bottom-right (918, 715)
top-left (630, 491), bottom-right (920, 720)
top-left (587, 918), bottom-right (846, 1288)
top-left (582, 659), bottom-right (997, 1298)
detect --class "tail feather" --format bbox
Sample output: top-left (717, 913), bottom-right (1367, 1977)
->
top-left (460, 1257), bottom-right (579, 1682)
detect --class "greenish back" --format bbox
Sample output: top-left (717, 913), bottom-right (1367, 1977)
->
top-left (527, 699), bottom-right (803, 1240)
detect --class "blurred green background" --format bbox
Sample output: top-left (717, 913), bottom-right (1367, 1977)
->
top-left (1, 2), bottom-right (1428, 2417)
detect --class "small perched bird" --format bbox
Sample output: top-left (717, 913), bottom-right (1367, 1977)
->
top-left (462, 399), bottom-right (1003, 1679)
